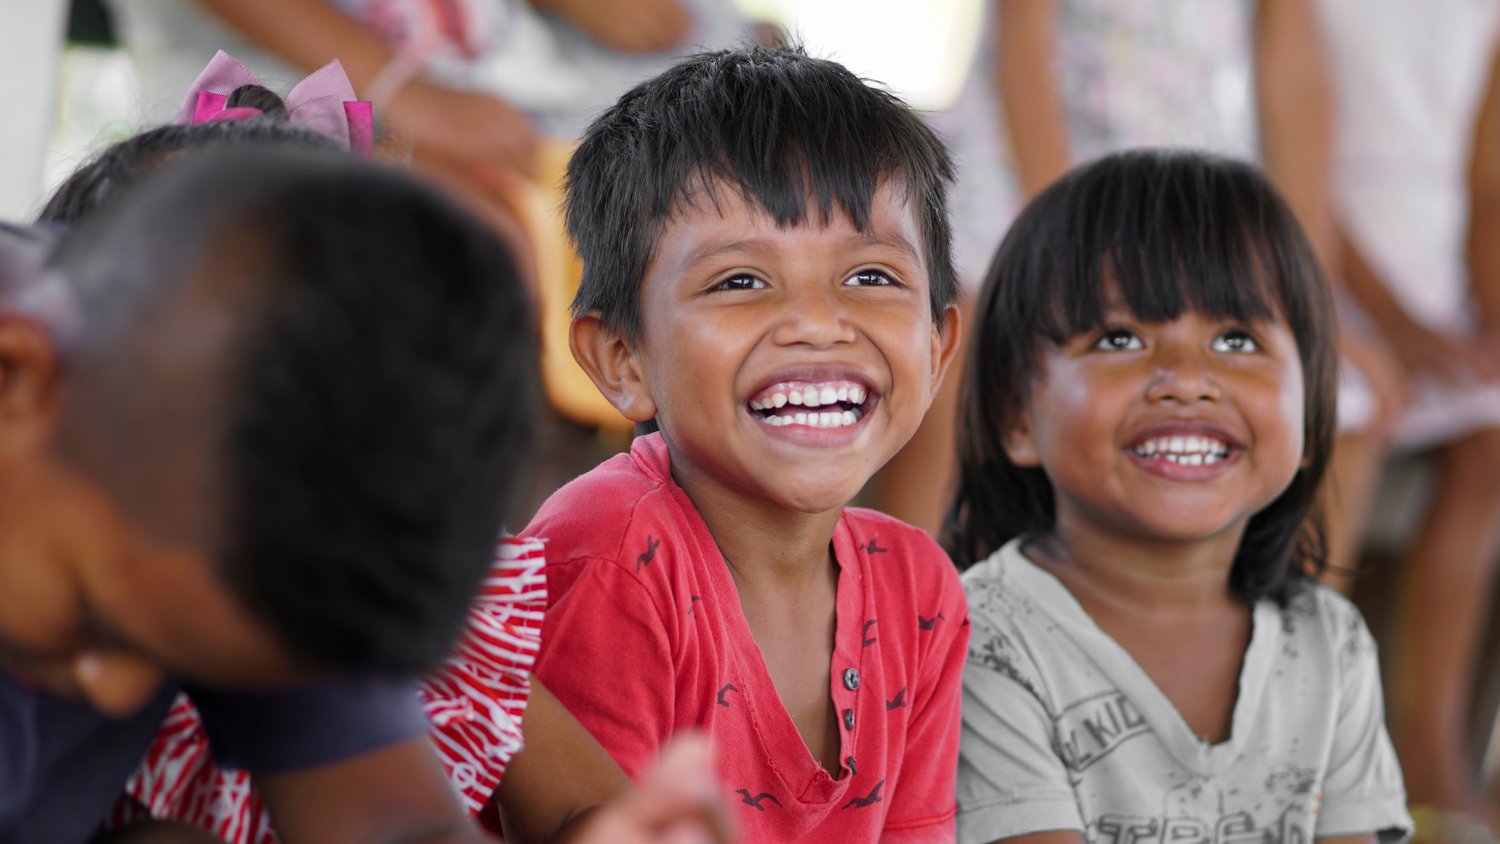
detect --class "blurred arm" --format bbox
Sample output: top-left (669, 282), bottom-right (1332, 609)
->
top-left (994, 0), bottom-right (1071, 199)
top-left (1255, 0), bottom-right (1336, 271)
top-left (1467, 35), bottom-right (1500, 336)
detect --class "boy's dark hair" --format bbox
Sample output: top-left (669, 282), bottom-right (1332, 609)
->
top-left (565, 44), bottom-right (958, 338)
top-left (38, 84), bottom-right (335, 224)
top-left (943, 149), bottom-right (1336, 606)
top-left (46, 146), bottom-right (536, 672)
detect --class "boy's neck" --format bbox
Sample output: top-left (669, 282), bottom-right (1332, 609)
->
top-left (669, 458), bottom-right (842, 588)
top-left (1030, 522), bottom-right (1247, 616)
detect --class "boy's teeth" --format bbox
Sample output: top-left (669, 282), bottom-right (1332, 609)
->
top-left (757, 408), bottom-right (863, 429)
top-left (748, 380), bottom-right (871, 414)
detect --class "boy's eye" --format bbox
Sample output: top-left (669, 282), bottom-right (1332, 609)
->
top-left (1211, 330), bottom-right (1259, 353)
top-left (844, 270), bottom-right (894, 287)
top-left (713, 274), bottom-right (766, 292)
top-left (1092, 329), bottom-right (1143, 351)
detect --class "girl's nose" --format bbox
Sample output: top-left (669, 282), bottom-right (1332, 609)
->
top-left (1144, 348), bottom-right (1222, 404)
top-left (73, 649), bottom-right (166, 717)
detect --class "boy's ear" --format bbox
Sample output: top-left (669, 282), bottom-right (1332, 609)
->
top-left (0, 314), bottom-right (61, 458)
top-left (1001, 402), bottom-right (1041, 468)
top-left (569, 313), bottom-right (658, 423)
top-left (929, 303), bottom-right (963, 401)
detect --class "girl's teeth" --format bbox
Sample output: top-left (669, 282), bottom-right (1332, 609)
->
top-left (773, 393), bottom-right (787, 408)
top-left (802, 386), bottom-right (819, 406)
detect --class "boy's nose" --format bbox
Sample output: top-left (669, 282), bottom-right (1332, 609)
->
top-left (1144, 348), bottom-right (1222, 404)
top-left (73, 649), bottom-right (166, 718)
top-left (771, 285), bottom-right (856, 348)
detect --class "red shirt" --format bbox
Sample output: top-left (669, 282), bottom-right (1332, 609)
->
top-left (531, 434), bottom-right (969, 842)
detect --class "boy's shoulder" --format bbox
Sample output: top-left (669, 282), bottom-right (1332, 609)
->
top-left (525, 433), bottom-right (696, 571)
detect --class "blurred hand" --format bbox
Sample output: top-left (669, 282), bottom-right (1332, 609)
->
top-left (1338, 329), bottom-right (1409, 432)
top-left (531, 0), bottom-right (692, 54)
top-left (385, 79), bottom-right (541, 181)
top-left (1384, 318), bottom-right (1500, 385)
top-left (567, 735), bottom-right (731, 844)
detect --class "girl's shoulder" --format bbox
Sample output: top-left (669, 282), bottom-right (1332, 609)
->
top-left (1272, 582), bottom-right (1381, 679)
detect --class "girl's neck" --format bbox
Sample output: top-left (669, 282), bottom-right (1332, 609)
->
top-left (1028, 520), bottom-right (1246, 616)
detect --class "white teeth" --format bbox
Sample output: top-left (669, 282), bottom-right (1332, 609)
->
top-left (788, 391), bottom-right (804, 406)
top-left (842, 410), bottom-right (855, 425)
top-left (1131, 434), bottom-right (1230, 460)
top-left (795, 412), bottom-right (808, 425)
top-left (801, 386), bottom-right (819, 406)
top-left (820, 386), bottom-right (837, 405)
top-left (838, 386), bottom-right (850, 402)
top-left (773, 392), bottom-right (787, 408)
top-left (851, 386), bottom-right (866, 404)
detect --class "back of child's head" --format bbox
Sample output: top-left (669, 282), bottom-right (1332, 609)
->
top-left (945, 148), bottom-right (1336, 605)
top-left (38, 84), bottom-right (336, 224)
top-left (565, 44), bottom-right (958, 337)
top-left (45, 145), bottom-right (536, 673)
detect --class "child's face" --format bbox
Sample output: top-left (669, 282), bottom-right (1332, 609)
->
top-left (1005, 303), bottom-right (1305, 549)
top-left (0, 439), bottom-right (302, 717)
top-left (596, 180), bottom-right (958, 517)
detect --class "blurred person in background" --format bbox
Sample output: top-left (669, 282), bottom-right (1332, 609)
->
top-left (1317, 1), bottom-right (1500, 839)
top-left (901, 0), bottom-right (1402, 599)
top-left (101, 0), bottom-right (753, 513)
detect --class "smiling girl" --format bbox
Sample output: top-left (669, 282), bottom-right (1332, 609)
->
top-left (947, 149), bottom-right (1410, 844)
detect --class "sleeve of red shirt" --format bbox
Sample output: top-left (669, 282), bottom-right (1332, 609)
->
top-left (533, 555), bottom-right (677, 782)
top-left (882, 551), bottom-right (971, 842)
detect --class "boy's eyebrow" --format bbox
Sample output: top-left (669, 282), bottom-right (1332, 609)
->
top-left (681, 230), bottom-right (923, 270)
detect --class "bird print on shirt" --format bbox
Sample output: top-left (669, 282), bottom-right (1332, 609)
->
top-left (918, 612), bottom-right (945, 631)
top-left (635, 535), bottom-right (661, 573)
top-left (862, 619), bottom-right (877, 647)
top-left (737, 789), bottom-right (782, 811)
top-left (717, 683), bottom-right (740, 707)
top-left (862, 537), bottom-right (887, 554)
top-left (842, 780), bottom-right (885, 809)
top-left (886, 687), bottom-right (907, 710)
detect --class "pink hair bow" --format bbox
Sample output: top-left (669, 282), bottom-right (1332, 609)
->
top-left (174, 50), bottom-right (374, 158)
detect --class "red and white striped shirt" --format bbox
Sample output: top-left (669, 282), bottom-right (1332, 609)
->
top-left (112, 535), bottom-right (546, 841)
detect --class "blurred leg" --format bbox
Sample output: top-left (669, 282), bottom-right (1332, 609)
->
top-left (1393, 427), bottom-right (1500, 817)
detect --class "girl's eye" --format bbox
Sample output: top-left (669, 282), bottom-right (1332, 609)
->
top-left (1211, 330), bottom-right (1259, 353)
top-left (845, 270), bottom-right (894, 287)
top-left (713, 274), bottom-right (766, 292)
top-left (1092, 329), bottom-right (1143, 351)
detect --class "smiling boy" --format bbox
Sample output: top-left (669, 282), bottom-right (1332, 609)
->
top-left (529, 46), bottom-right (970, 842)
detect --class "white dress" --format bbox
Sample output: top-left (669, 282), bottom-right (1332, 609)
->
top-left (927, 0), bottom-right (1258, 288)
top-left (1318, 0), bottom-right (1500, 448)
top-left (956, 540), bottom-right (1411, 844)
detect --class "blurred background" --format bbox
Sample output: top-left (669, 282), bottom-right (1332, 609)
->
top-left (4, 0), bottom-right (1500, 837)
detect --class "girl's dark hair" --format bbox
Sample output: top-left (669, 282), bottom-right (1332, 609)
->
top-left (943, 149), bottom-right (1336, 606)
top-left (38, 84), bottom-right (332, 224)
top-left (565, 44), bottom-right (958, 339)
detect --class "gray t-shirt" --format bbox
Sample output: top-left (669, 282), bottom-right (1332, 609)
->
top-left (957, 539), bottom-right (1411, 844)
top-left (0, 670), bottom-right (429, 843)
